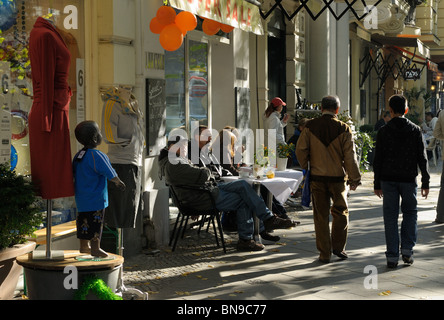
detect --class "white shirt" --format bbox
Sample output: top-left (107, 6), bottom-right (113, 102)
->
top-left (263, 111), bottom-right (287, 147)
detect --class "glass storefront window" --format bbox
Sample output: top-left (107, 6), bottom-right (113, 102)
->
top-left (165, 43), bottom-right (185, 134)
top-left (0, 0), bottom-right (85, 175)
top-left (165, 37), bottom-right (209, 136)
top-left (188, 39), bottom-right (208, 128)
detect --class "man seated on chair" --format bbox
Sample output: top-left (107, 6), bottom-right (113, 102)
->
top-left (159, 134), bottom-right (297, 252)
top-left (186, 125), bottom-right (290, 242)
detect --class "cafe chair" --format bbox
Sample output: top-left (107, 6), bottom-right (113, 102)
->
top-left (426, 138), bottom-right (439, 166)
top-left (168, 184), bottom-right (226, 253)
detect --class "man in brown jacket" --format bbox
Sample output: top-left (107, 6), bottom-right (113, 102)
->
top-left (296, 95), bottom-right (361, 263)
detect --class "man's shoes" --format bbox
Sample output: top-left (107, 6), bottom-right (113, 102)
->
top-left (402, 255), bottom-right (414, 265)
top-left (264, 216), bottom-right (297, 232)
top-left (387, 261), bottom-right (398, 269)
top-left (333, 250), bottom-right (348, 260)
top-left (260, 231), bottom-right (280, 242)
top-left (237, 239), bottom-right (265, 252)
top-left (318, 257), bottom-right (330, 264)
top-left (275, 212), bottom-right (290, 220)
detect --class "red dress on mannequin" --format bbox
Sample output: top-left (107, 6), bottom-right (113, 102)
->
top-left (28, 17), bottom-right (74, 199)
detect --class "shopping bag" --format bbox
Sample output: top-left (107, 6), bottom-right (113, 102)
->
top-left (301, 169), bottom-right (311, 207)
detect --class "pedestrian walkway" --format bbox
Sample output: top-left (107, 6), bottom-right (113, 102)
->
top-left (123, 166), bottom-right (444, 300)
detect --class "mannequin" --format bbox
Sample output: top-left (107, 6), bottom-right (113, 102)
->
top-left (73, 121), bottom-right (125, 258)
top-left (101, 87), bottom-right (145, 255)
top-left (28, 16), bottom-right (74, 199)
top-left (29, 16), bottom-right (74, 259)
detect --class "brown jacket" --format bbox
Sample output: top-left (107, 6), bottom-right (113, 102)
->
top-left (295, 113), bottom-right (361, 186)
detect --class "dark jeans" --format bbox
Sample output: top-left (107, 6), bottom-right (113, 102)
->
top-left (215, 180), bottom-right (274, 240)
top-left (381, 180), bottom-right (418, 263)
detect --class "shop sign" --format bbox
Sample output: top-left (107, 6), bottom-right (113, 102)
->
top-left (428, 60), bottom-right (438, 72)
top-left (0, 62), bottom-right (11, 164)
top-left (76, 58), bottom-right (85, 151)
top-left (169, 0), bottom-right (264, 35)
top-left (404, 68), bottom-right (420, 80)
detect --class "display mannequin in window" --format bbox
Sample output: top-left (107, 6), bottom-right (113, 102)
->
top-left (28, 16), bottom-right (74, 199)
top-left (101, 87), bottom-right (145, 232)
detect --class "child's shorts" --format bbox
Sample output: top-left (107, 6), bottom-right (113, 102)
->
top-left (76, 209), bottom-right (105, 240)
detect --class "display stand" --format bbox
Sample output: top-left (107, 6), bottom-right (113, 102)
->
top-left (114, 228), bottom-right (149, 300)
top-left (17, 250), bottom-right (124, 300)
top-left (32, 200), bottom-right (64, 261)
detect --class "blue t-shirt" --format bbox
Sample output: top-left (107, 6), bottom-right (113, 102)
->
top-left (73, 149), bottom-right (117, 212)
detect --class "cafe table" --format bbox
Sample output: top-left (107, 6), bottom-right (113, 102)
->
top-left (221, 169), bottom-right (304, 242)
top-left (221, 168), bottom-right (304, 206)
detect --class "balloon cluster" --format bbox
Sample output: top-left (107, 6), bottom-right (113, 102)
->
top-left (150, 6), bottom-right (235, 52)
top-left (150, 6), bottom-right (197, 51)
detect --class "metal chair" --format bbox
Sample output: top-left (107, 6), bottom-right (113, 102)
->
top-left (168, 184), bottom-right (226, 253)
top-left (426, 137), bottom-right (439, 166)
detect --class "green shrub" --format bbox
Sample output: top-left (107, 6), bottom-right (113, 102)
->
top-left (0, 163), bottom-right (43, 250)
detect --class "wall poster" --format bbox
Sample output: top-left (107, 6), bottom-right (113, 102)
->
top-left (146, 78), bottom-right (166, 157)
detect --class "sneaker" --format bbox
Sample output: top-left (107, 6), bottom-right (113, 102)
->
top-left (263, 216), bottom-right (296, 232)
top-left (402, 255), bottom-right (414, 265)
top-left (237, 239), bottom-right (265, 251)
top-left (260, 231), bottom-right (280, 242)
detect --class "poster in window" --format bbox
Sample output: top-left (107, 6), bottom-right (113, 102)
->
top-left (146, 78), bottom-right (166, 156)
top-left (235, 87), bottom-right (250, 133)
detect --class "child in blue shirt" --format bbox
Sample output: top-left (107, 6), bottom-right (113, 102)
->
top-left (73, 121), bottom-right (125, 258)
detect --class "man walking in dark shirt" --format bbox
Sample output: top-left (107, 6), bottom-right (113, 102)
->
top-left (373, 94), bottom-right (430, 268)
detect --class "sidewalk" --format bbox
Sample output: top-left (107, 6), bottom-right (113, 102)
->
top-left (123, 165), bottom-right (444, 300)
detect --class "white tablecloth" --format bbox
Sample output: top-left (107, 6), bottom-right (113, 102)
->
top-left (274, 169), bottom-right (304, 185)
top-left (221, 169), bottom-right (303, 204)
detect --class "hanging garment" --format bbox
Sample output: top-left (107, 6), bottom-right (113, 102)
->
top-left (28, 17), bottom-right (74, 199)
top-left (101, 87), bottom-right (145, 166)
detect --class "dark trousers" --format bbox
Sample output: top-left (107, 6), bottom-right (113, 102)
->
top-left (311, 180), bottom-right (349, 260)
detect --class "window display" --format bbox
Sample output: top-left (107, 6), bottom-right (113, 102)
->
top-left (0, 0), bottom-right (85, 226)
top-left (0, 0), bottom-right (84, 179)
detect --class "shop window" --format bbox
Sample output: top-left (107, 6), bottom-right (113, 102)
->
top-left (0, 0), bottom-right (85, 176)
top-left (165, 38), bottom-right (209, 136)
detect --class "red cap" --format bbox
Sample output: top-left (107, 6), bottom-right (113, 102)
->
top-left (271, 97), bottom-right (286, 107)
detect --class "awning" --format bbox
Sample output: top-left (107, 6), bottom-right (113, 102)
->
top-left (360, 37), bottom-right (430, 91)
top-left (371, 34), bottom-right (430, 59)
top-left (168, 0), bottom-right (264, 35)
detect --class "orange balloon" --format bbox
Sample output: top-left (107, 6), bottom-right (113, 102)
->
top-left (202, 19), bottom-right (220, 35)
top-left (220, 23), bottom-right (235, 33)
top-left (150, 17), bottom-right (164, 34)
top-left (175, 11), bottom-right (197, 32)
top-left (177, 23), bottom-right (188, 36)
top-left (156, 6), bottom-right (176, 26)
top-left (159, 24), bottom-right (183, 51)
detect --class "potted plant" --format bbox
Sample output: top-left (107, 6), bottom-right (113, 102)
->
top-left (0, 163), bottom-right (43, 300)
top-left (253, 145), bottom-right (274, 178)
top-left (276, 143), bottom-right (295, 171)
